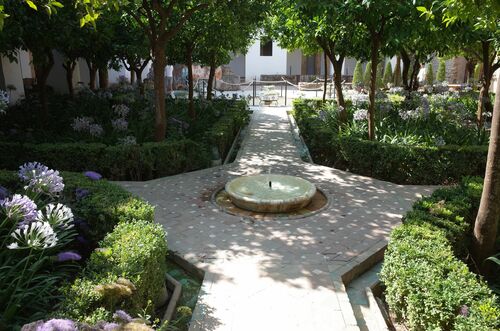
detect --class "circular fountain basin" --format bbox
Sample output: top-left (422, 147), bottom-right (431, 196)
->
top-left (225, 174), bottom-right (316, 213)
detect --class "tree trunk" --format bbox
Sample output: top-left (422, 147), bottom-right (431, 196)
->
top-left (186, 45), bottom-right (195, 119)
top-left (323, 52), bottom-right (328, 102)
top-left (87, 61), bottom-right (98, 91)
top-left (63, 60), bottom-right (76, 97)
top-left (410, 57), bottom-right (420, 91)
top-left (473, 76), bottom-right (500, 272)
top-left (368, 35), bottom-right (379, 140)
top-left (98, 68), bottom-right (109, 89)
top-left (33, 51), bottom-right (54, 122)
top-left (476, 41), bottom-right (494, 128)
top-left (0, 59), bottom-right (6, 90)
top-left (130, 70), bottom-right (135, 85)
top-left (324, 50), bottom-right (346, 117)
top-left (152, 46), bottom-right (167, 142)
top-left (206, 52), bottom-right (216, 100)
top-left (393, 56), bottom-right (402, 86)
top-left (401, 50), bottom-right (411, 90)
top-left (465, 58), bottom-right (475, 84)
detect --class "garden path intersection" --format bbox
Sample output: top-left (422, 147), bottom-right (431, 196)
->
top-left (119, 106), bottom-right (434, 331)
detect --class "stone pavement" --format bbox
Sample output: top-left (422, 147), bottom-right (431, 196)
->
top-left (118, 106), bottom-right (434, 331)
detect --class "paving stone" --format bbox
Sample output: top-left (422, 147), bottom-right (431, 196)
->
top-left (118, 106), bottom-right (434, 330)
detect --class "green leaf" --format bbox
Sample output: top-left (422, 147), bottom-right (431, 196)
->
top-left (51, 1), bottom-right (64, 8)
top-left (25, 0), bottom-right (38, 10)
top-left (416, 6), bottom-right (427, 13)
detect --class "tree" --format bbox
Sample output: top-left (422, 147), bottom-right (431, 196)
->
top-left (436, 58), bottom-right (446, 82)
top-left (382, 60), bottom-right (393, 87)
top-left (425, 62), bottom-right (434, 86)
top-left (268, 0), bottom-right (363, 121)
top-left (1, 1), bottom-right (59, 119)
top-left (352, 61), bottom-right (363, 88)
top-left (420, 0), bottom-right (500, 271)
top-left (419, 0), bottom-right (499, 128)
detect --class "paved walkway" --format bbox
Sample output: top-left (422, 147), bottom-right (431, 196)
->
top-left (118, 107), bottom-right (434, 331)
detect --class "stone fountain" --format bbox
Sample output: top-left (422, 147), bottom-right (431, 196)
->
top-left (225, 174), bottom-right (316, 213)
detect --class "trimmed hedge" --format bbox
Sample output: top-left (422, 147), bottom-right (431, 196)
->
top-left (58, 220), bottom-right (167, 324)
top-left (61, 172), bottom-right (154, 244)
top-left (380, 178), bottom-right (500, 330)
top-left (0, 139), bottom-right (210, 181)
top-left (293, 99), bottom-right (488, 185)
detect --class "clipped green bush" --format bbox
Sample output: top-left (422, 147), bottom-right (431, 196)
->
top-left (426, 63), bottom-right (435, 86)
top-left (292, 99), bottom-right (488, 185)
top-left (352, 61), bottom-right (364, 88)
top-left (393, 58), bottom-right (402, 87)
top-left (59, 220), bottom-right (168, 324)
top-left (0, 139), bottom-right (211, 181)
top-left (382, 61), bottom-right (393, 87)
top-left (437, 59), bottom-right (447, 82)
top-left (363, 62), bottom-right (372, 87)
top-left (376, 61), bottom-right (384, 89)
top-left (61, 172), bottom-right (154, 243)
top-left (380, 179), bottom-right (499, 331)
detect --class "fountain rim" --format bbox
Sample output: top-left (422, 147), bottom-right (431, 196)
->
top-left (224, 174), bottom-right (317, 208)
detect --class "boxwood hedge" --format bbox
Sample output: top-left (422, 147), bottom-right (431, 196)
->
top-left (293, 99), bottom-right (488, 185)
top-left (380, 178), bottom-right (500, 330)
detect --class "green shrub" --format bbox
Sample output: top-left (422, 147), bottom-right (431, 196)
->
top-left (292, 99), bottom-right (488, 185)
top-left (375, 61), bottom-right (384, 89)
top-left (352, 61), bottom-right (364, 88)
top-left (437, 59), bottom-right (447, 82)
top-left (59, 220), bottom-right (168, 324)
top-left (61, 172), bottom-right (155, 243)
top-left (0, 140), bottom-right (211, 181)
top-left (426, 63), bottom-right (435, 86)
top-left (382, 61), bottom-right (393, 87)
top-left (393, 59), bottom-right (402, 87)
top-left (380, 181), bottom-right (499, 331)
top-left (363, 62), bottom-right (372, 87)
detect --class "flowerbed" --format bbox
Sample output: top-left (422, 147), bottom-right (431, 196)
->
top-left (293, 97), bottom-right (488, 184)
top-left (0, 88), bottom-right (250, 181)
top-left (380, 177), bottom-right (500, 330)
top-left (0, 163), bottom-right (169, 330)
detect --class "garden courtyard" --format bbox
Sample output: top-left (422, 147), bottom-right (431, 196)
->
top-left (1, 1), bottom-right (500, 331)
top-left (119, 105), bottom-right (434, 330)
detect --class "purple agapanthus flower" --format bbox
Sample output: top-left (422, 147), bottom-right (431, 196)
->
top-left (35, 318), bottom-right (76, 331)
top-left (56, 251), bottom-right (82, 262)
top-left (459, 304), bottom-right (469, 317)
top-left (84, 171), bottom-right (102, 181)
top-left (0, 194), bottom-right (38, 223)
top-left (102, 322), bottom-right (120, 331)
top-left (19, 162), bottom-right (64, 197)
top-left (75, 188), bottom-right (90, 201)
top-left (113, 310), bottom-right (132, 323)
top-left (0, 186), bottom-right (9, 200)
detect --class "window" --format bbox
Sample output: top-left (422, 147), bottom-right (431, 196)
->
top-left (260, 39), bottom-right (273, 56)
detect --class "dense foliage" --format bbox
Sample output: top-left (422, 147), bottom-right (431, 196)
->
top-left (0, 88), bottom-right (249, 180)
top-left (293, 94), bottom-right (490, 184)
top-left (380, 177), bottom-right (500, 330)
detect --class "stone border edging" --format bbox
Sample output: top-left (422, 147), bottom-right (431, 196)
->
top-left (286, 110), bottom-right (313, 163)
top-left (162, 273), bottom-right (183, 323)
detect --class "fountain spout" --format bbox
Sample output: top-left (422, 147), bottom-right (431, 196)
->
top-left (269, 181), bottom-right (272, 188)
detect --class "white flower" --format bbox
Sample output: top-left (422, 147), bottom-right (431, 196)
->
top-left (111, 118), bottom-right (128, 131)
top-left (113, 104), bottom-right (130, 118)
top-left (8, 221), bottom-right (58, 250)
top-left (37, 203), bottom-right (74, 230)
top-left (118, 135), bottom-right (137, 145)
top-left (88, 124), bottom-right (104, 137)
top-left (353, 109), bottom-right (368, 121)
top-left (0, 90), bottom-right (8, 114)
top-left (71, 117), bottom-right (94, 132)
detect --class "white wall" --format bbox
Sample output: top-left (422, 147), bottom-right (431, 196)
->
top-left (1, 50), bottom-right (32, 103)
top-left (245, 39), bottom-right (287, 80)
top-left (286, 50), bottom-right (302, 75)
